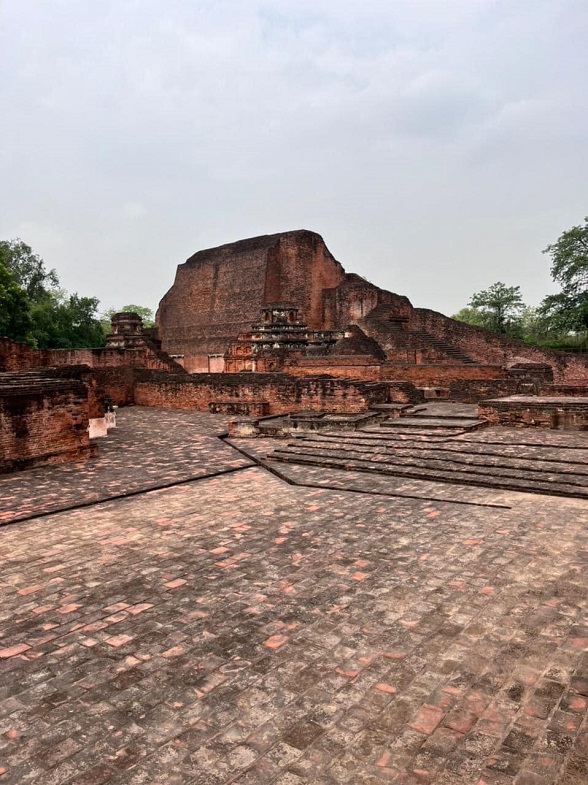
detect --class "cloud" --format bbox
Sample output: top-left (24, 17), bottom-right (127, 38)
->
top-left (0, 0), bottom-right (586, 314)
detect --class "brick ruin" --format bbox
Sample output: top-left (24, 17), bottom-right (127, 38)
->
top-left (1, 234), bottom-right (587, 473)
top-left (0, 367), bottom-right (97, 473)
top-left (157, 229), bottom-right (588, 384)
top-left (0, 313), bottom-right (187, 472)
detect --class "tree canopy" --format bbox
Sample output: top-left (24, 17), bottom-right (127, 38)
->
top-left (540, 217), bottom-right (588, 333)
top-left (468, 282), bottom-right (524, 334)
top-left (0, 239), bottom-right (58, 301)
top-left (0, 238), bottom-right (105, 348)
top-left (452, 218), bottom-right (588, 349)
top-left (0, 257), bottom-right (32, 343)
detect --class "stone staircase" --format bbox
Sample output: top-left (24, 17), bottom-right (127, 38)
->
top-left (405, 328), bottom-right (479, 365)
top-left (264, 404), bottom-right (588, 499)
top-left (363, 307), bottom-right (479, 365)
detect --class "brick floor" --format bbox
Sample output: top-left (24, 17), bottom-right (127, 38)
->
top-left (0, 408), bottom-right (252, 525)
top-left (0, 408), bottom-right (587, 784)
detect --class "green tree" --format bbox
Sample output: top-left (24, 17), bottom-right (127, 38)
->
top-left (469, 282), bottom-right (525, 335)
top-left (0, 238), bottom-right (58, 300)
top-left (451, 306), bottom-right (488, 328)
top-left (0, 238), bottom-right (105, 348)
top-left (0, 258), bottom-right (32, 342)
top-left (31, 291), bottom-right (105, 348)
top-left (540, 217), bottom-right (588, 335)
top-left (100, 304), bottom-right (155, 335)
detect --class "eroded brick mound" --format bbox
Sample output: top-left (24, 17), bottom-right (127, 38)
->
top-left (156, 229), bottom-right (588, 382)
top-left (156, 230), bottom-right (346, 372)
top-left (331, 324), bottom-right (387, 361)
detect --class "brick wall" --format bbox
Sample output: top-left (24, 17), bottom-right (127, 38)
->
top-left (283, 356), bottom-right (382, 380)
top-left (133, 371), bottom-right (388, 415)
top-left (269, 232), bottom-right (345, 329)
top-left (153, 230), bottom-right (588, 384)
top-left (1, 337), bottom-right (184, 374)
top-left (0, 338), bottom-right (50, 371)
top-left (410, 309), bottom-right (588, 383)
top-left (157, 231), bottom-right (346, 367)
top-left (478, 397), bottom-right (588, 429)
top-left (0, 380), bottom-right (92, 473)
top-left (93, 367), bottom-right (136, 407)
top-left (385, 381), bottom-right (426, 404)
top-left (379, 364), bottom-right (506, 385)
top-left (46, 346), bottom-right (183, 372)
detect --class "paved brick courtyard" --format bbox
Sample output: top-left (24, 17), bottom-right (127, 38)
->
top-left (0, 408), bottom-right (587, 784)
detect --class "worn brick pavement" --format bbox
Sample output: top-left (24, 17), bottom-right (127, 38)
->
top-left (0, 409), bottom-right (251, 525)
top-left (0, 409), bottom-right (587, 784)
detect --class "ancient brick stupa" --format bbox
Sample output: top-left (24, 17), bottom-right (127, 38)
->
top-left (156, 230), bottom-right (587, 383)
top-left (105, 312), bottom-right (146, 350)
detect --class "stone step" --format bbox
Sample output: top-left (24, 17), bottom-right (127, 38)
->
top-left (380, 416), bottom-right (487, 432)
top-left (402, 412), bottom-right (481, 421)
top-left (277, 442), bottom-right (588, 480)
top-left (377, 426), bottom-right (466, 437)
top-left (394, 416), bottom-right (484, 427)
top-left (266, 450), bottom-right (588, 499)
top-left (296, 433), bottom-right (588, 465)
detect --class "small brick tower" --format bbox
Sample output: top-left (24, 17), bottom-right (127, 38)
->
top-left (105, 312), bottom-right (146, 350)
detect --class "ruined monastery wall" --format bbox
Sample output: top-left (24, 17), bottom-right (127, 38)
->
top-left (157, 231), bottom-right (345, 370)
top-left (156, 230), bottom-right (587, 386)
top-left (1, 337), bottom-right (182, 376)
top-left (133, 371), bottom-right (388, 415)
top-left (410, 309), bottom-right (588, 383)
top-left (0, 380), bottom-right (91, 473)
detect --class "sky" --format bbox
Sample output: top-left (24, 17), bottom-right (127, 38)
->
top-left (1, 0), bottom-right (587, 317)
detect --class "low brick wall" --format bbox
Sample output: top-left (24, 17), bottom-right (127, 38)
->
top-left (283, 356), bottom-right (381, 380)
top-left (281, 359), bottom-right (508, 385)
top-left (542, 384), bottom-right (588, 397)
top-left (93, 367), bottom-right (136, 407)
top-left (0, 338), bottom-right (50, 371)
top-left (447, 378), bottom-right (523, 403)
top-left (411, 308), bottom-right (588, 383)
top-left (0, 378), bottom-right (92, 472)
top-left (0, 337), bottom-right (185, 375)
top-left (385, 381), bottom-right (426, 404)
top-left (478, 396), bottom-right (588, 429)
top-left (209, 400), bottom-right (270, 416)
top-left (380, 364), bottom-right (507, 384)
top-left (133, 371), bottom-right (388, 415)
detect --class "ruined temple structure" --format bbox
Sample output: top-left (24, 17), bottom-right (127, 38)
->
top-left (224, 304), bottom-right (342, 373)
top-left (157, 230), bottom-right (588, 384)
top-left (104, 311), bottom-right (148, 350)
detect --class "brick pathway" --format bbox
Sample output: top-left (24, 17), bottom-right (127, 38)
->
top-left (0, 409), bottom-right (252, 525)
top-left (1, 409), bottom-right (587, 784)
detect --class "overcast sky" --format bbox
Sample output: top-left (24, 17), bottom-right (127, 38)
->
top-left (1, 0), bottom-right (587, 317)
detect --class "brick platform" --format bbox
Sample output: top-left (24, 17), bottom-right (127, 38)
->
top-left (479, 397), bottom-right (588, 430)
top-left (0, 408), bottom-right (586, 785)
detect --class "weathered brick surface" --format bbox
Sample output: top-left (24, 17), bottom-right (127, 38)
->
top-left (411, 309), bottom-right (588, 384)
top-left (157, 231), bottom-right (345, 371)
top-left (0, 337), bottom-right (184, 376)
top-left (0, 337), bottom-right (50, 371)
top-left (0, 407), bottom-right (586, 784)
top-left (92, 367), bottom-right (136, 407)
top-left (0, 381), bottom-right (90, 473)
top-left (283, 356), bottom-right (382, 380)
top-left (155, 230), bottom-right (588, 383)
top-left (382, 365), bottom-right (507, 384)
top-left (322, 277), bottom-right (412, 329)
top-left (479, 396), bottom-right (588, 429)
top-left (133, 371), bottom-right (389, 415)
top-left (0, 408), bottom-right (250, 524)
